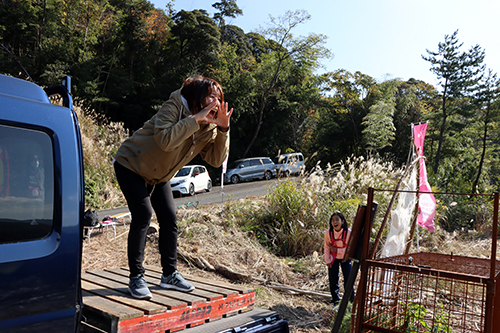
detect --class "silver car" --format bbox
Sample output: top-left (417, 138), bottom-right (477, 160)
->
top-left (224, 157), bottom-right (276, 184)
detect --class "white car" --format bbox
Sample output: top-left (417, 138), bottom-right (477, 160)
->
top-left (274, 153), bottom-right (305, 177)
top-left (170, 165), bottom-right (212, 196)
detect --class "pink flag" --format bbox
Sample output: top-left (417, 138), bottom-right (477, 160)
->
top-left (413, 123), bottom-right (436, 232)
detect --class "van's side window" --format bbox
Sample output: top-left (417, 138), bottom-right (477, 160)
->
top-left (0, 124), bottom-right (54, 244)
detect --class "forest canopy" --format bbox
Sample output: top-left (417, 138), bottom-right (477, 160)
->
top-left (1, 0), bottom-right (499, 211)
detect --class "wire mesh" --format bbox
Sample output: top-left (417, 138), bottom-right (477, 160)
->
top-left (360, 253), bottom-right (496, 332)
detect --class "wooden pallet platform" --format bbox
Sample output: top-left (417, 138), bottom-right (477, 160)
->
top-left (81, 265), bottom-right (255, 333)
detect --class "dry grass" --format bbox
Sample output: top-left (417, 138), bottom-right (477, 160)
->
top-left (82, 197), bottom-right (497, 333)
top-left (75, 104), bottom-right (128, 209)
top-left (83, 199), bottom-right (338, 332)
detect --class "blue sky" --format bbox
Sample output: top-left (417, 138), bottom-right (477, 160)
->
top-left (151, 0), bottom-right (500, 88)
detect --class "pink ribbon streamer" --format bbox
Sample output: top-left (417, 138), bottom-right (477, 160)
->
top-left (413, 123), bottom-right (436, 232)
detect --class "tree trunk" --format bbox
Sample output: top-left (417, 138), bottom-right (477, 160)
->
top-left (472, 107), bottom-right (490, 193)
top-left (242, 97), bottom-right (266, 158)
top-left (433, 80), bottom-right (448, 174)
top-left (36, 0), bottom-right (47, 73)
top-left (242, 54), bottom-right (285, 157)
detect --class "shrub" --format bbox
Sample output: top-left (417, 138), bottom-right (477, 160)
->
top-left (76, 104), bottom-right (128, 209)
top-left (230, 155), bottom-right (405, 258)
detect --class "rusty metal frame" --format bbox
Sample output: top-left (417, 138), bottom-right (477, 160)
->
top-left (354, 188), bottom-right (499, 333)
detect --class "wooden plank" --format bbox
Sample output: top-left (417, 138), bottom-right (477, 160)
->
top-left (144, 264), bottom-right (253, 294)
top-left (183, 280), bottom-right (239, 298)
top-left (81, 279), bottom-right (164, 315)
top-left (100, 268), bottom-right (207, 306)
top-left (117, 291), bottom-right (255, 333)
top-left (183, 274), bottom-right (253, 294)
top-left (117, 266), bottom-right (238, 299)
top-left (141, 266), bottom-right (240, 297)
top-left (80, 319), bottom-right (109, 333)
top-left (186, 319), bottom-right (206, 329)
top-left (82, 267), bottom-right (256, 333)
top-left (82, 289), bottom-right (143, 321)
top-left (143, 271), bottom-right (227, 301)
top-left (84, 270), bottom-right (187, 310)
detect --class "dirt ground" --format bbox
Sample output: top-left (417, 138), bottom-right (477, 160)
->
top-left (82, 201), bottom-right (344, 333)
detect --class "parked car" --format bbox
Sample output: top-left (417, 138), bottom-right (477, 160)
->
top-left (274, 152), bottom-right (305, 177)
top-left (170, 165), bottom-right (212, 196)
top-left (224, 157), bottom-right (276, 184)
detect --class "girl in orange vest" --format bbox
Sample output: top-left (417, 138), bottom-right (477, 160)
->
top-left (324, 212), bottom-right (354, 304)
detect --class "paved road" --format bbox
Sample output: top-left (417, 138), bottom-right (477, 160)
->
top-left (97, 178), bottom-right (278, 220)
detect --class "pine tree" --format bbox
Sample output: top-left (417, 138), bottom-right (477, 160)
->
top-left (422, 30), bottom-right (485, 173)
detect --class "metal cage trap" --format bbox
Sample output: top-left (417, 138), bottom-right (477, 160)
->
top-left (335, 189), bottom-right (500, 333)
top-left (361, 252), bottom-right (500, 332)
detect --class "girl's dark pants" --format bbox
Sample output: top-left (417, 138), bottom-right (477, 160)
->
top-left (114, 161), bottom-right (177, 278)
top-left (328, 258), bottom-right (354, 303)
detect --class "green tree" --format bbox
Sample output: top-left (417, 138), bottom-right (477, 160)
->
top-left (422, 30), bottom-right (485, 173)
top-left (390, 79), bottom-right (437, 164)
top-left (362, 79), bottom-right (399, 151)
top-left (212, 0), bottom-right (242, 27)
top-left (220, 25), bottom-right (252, 56)
top-left (242, 9), bottom-right (331, 157)
top-left (167, 9), bottom-right (221, 78)
top-left (361, 78), bottom-right (436, 162)
top-left (0, 0), bottom-right (40, 80)
top-left (89, 0), bottom-right (159, 128)
top-left (471, 69), bottom-right (500, 193)
top-left (307, 70), bottom-right (375, 163)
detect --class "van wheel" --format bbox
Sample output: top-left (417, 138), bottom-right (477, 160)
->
top-left (265, 171), bottom-right (272, 180)
top-left (206, 180), bottom-right (212, 192)
top-left (231, 175), bottom-right (240, 184)
top-left (189, 183), bottom-right (195, 196)
top-left (283, 170), bottom-right (290, 177)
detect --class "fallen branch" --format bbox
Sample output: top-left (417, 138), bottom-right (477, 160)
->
top-left (178, 249), bottom-right (260, 282)
top-left (214, 263), bottom-right (252, 283)
top-left (197, 256), bottom-right (215, 271)
top-left (266, 285), bottom-right (331, 299)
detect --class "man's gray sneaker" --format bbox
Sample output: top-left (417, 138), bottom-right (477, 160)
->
top-left (160, 271), bottom-right (195, 292)
top-left (128, 274), bottom-right (152, 299)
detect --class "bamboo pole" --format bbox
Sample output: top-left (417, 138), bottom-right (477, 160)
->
top-left (404, 157), bottom-right (420, 255)
top-left (369, 156), bottom-right (423, 259)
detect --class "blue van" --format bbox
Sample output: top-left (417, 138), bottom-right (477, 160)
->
top-left (0, 74), bottom-right (84, 332)
top-left (224, 157), bottom-right (276, 184)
